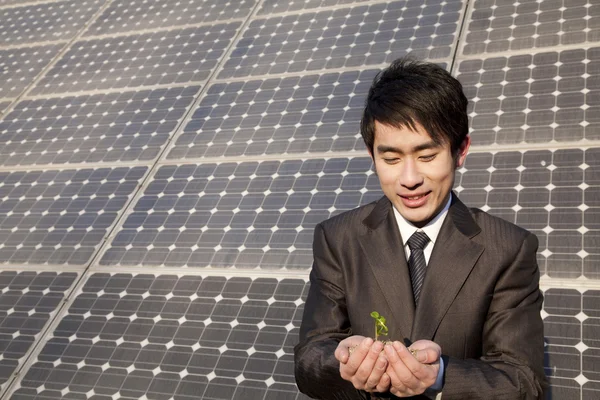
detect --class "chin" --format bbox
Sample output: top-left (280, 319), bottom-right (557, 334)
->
top-left (401, 210), bottom-right (431, 225)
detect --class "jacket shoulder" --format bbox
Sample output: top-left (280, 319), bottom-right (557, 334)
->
top-left (468, 207), bottom-right (534, 247)
top-left (318, 201), bottom-right (377, 235)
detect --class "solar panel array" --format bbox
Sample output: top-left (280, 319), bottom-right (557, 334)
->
top-left (0, 0), bottom-right (597, 399)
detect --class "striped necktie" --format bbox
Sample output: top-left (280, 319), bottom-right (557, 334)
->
top-left (407, 231), bottom-right (430, 306)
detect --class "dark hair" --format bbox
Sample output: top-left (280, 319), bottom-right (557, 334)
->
top-left (360, 57), bottom-right (469, 158)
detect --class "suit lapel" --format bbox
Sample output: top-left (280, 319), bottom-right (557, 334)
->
top-left (359, 197), bottom-right (415, 341)
top-left (411, 197), bottom-right (484, 341)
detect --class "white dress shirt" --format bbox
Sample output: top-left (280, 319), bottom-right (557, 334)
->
top-left (391, 193), bottom-right (452, 398)
top-left (393, 194), bottom-right (452, 263)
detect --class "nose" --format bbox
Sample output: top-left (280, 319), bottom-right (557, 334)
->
top-left (399, 158), bottom-right (423, 189)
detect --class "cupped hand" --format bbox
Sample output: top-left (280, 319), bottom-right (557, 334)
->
top-left (335, 336), bottom-right (391, 393)
top-left (384, 340), bottom-right (441, 397)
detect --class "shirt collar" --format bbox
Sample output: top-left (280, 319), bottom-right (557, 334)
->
top-left (393, 193), bottom-right (452, 246)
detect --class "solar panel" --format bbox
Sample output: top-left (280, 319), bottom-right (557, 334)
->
top-left (462, 0), bottom-right (599, 56)
top-left (0, 270), bottom-right (78, 394)
top-left (101, 147), bottom-right (599, 279)
top-left (0, 167), bottom-right (146, 266)
top-left (99, 158), bottom-right (379, 269)
top-left (457, 48), bottom-right (600, 146)
top-left (7, 273), bottom-right (308, 400)
top-left (85, 0), bottom-right (257, 37)
top-left (0, 86), bottom-right (200, 167)
top-left (0, 0), bottom-right (105, 46)
top-left (543, 288), bottom-right (599, 399)
top-left (458, 149), bottom-right (599, 279)
top-left (168, 69), bottom-right (379, 159)
top-left (5, 275), bottom-right (599, 400)
top-left (218, 0), bottom-right (461, 79)
top-left (0, 45), bottom-right (63, 99)
top-left (29, 22), bottom-right (241, 96)
top-left (0, 0), bottom-right (597, 397)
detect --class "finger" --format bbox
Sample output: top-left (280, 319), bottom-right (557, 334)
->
top-left (336, 335), bottom-right (368, 364)
top-left (386, 367), bottom-right (408, 397)
top-left (354, 340), bottom-right (384, 385)
top-left (408, 346), bottom-right (439, 364)
top-left (364, 354), bottom-right (387, 391)
top-left (385, 342), bottom-right (422, 390)
top-left (341, 337), bottom-right (373, 378)
top-left (395, 343), bottom-right (439, 384)
top-left (385, 367), bottom-right (406, 396)
top-left (390, 385), bottom-right (409, 397)
top-left (408, 340), bottom-right (441, 364)
top-left (375, 372), bottom-right (391, 393)
top-left (335, 343), bottom-right (350, 364)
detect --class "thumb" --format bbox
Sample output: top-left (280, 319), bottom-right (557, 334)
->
top-left (408, 345), bottom-right (440, 364)
top-left (335, 344), bottom-right (350, 364)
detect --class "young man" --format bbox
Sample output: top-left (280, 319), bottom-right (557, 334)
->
top-left (294, 58), bottom-right (547, 399)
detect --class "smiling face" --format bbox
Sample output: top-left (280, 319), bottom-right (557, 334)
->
top-left (370, 121), bottom-right (470, 228)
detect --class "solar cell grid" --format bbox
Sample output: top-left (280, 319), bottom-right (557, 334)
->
top-left (0, 167), bottom-right (146, 267)
top-left (543, 288), bottom-right (600, 399)
top-left (99, 149), bottom-right (600, 276)
top-left (0, 86), bottom-right (200, 167)
top-left (168, 69), bottom-right (379, 159)
top-left (462, 0), bottom-right (599, 56)
top-left (0, 271), bottom-right (77, 394)
top-left (5, 276), bottom-right (597, 400)
top-left (99, 158), bottom-right (380, 269)
top-left (0, 0), bottom-right (105, 46)
top-left (7, 273), bottom-right (308, 400)
top-left (85, 0), bottom-right (257, 37)
top-left (218, 0), bottom-right (461, 79)
top-left (457, 48), bottom-right (600, 146)
top-left (30, 22), bottom-right (240, 96)
top-left (0, 45), bottom-right (62, 99)
top-left (456, 148), bottom-right (600, 279)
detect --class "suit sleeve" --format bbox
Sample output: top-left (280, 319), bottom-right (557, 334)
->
top-left (441, 232), bottom-right (548, 400)
top-left (294, 223), bottom-right (369, 400)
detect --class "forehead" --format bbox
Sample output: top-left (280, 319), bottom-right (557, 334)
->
top-left (373, 121), bottom-right (434, 144)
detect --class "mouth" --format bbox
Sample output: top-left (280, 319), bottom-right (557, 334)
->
top-left (399, 191), bottom-right (431, 208)
top-left (404, 194), bottom-right (428, 200)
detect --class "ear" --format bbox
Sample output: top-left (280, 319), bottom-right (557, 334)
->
top-left (455, 136), bottom-right (471, 168)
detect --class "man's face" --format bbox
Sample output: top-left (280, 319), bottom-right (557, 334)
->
top-left (370, 121), bottom-right (470, 228)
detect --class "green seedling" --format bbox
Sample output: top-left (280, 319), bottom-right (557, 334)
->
top-left (370, 311), bottom-right (389, 342)
top-left (348, 311), bottom-right (391, 355)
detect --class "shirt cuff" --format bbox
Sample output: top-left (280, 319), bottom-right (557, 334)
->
top-left (428, 356), bottom-right (445, 392)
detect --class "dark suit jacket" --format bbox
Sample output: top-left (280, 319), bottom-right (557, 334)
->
top-left (294, 195), bottom-right (547, 399)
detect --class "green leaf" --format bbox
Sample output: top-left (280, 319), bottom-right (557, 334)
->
top-left (370, 311), bottom-right (379, 318)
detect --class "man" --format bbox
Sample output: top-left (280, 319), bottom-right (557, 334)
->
top-left (294, 58), bottom-right (547, 399)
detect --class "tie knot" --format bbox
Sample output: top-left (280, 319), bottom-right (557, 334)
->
top-left (408, 231), bottom-right (430, 251)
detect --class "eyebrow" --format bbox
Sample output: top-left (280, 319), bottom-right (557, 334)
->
top-left (376, 141), bottom-right (440, 154)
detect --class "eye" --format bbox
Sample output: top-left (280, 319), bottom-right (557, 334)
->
top-left (382, 158), bottom-right (400, 164)
top-left (419, 154), bottom-right (436, 161)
